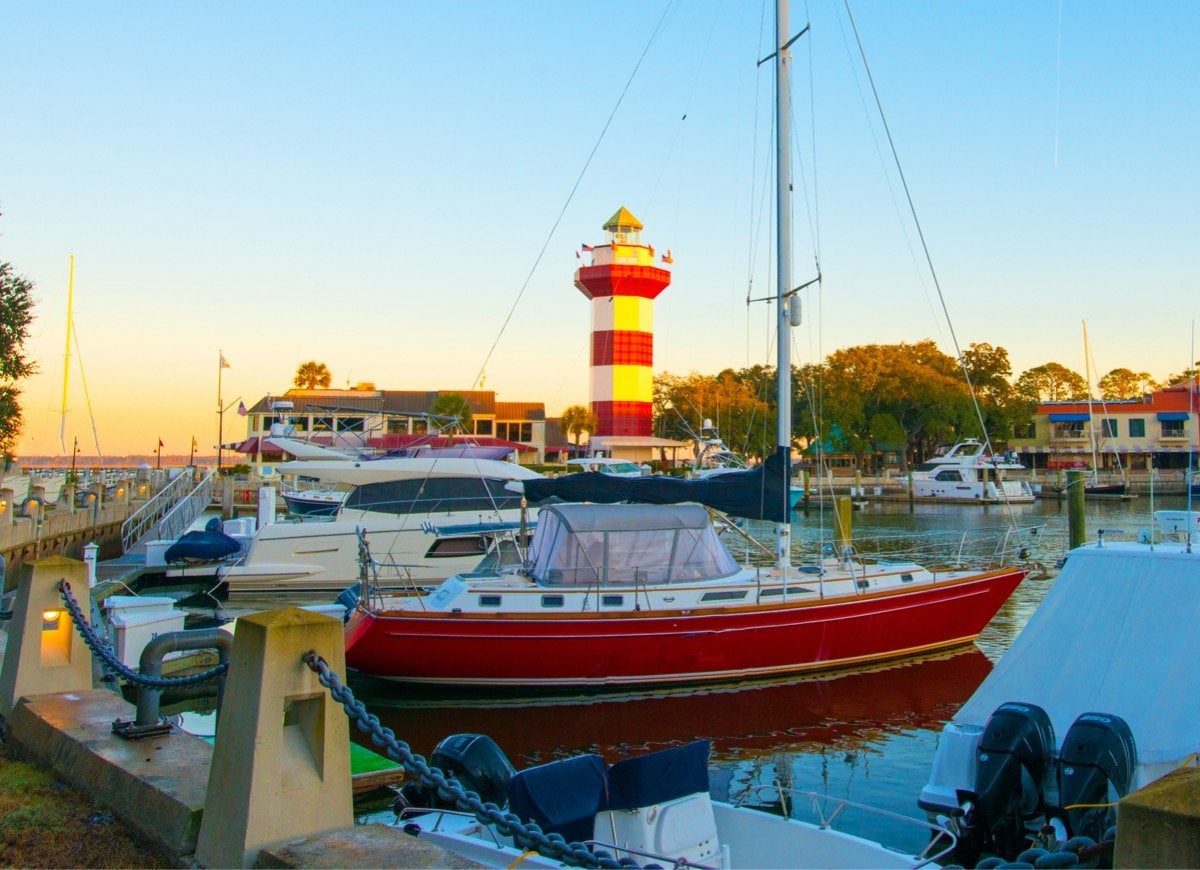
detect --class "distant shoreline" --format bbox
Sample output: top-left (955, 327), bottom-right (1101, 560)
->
top-left (15, 455), bottom-right (219, 469)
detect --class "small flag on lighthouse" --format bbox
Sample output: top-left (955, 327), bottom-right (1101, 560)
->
top-left (237, 401), bottom-right (248, 416)
top-left (581, 243), bottom-right (594, 252)
top-left (662, 249), bottom-right (674, 264)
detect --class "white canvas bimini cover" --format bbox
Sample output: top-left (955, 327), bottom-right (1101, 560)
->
top-left (948, 542), bottom-right (1200, 787)
top-left (528, 503), bottom-right (740, 587)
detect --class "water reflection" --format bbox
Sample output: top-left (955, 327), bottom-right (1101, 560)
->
top-left (350, 649), bottom-right (991, 768)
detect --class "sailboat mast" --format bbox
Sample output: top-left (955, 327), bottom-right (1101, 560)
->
top-left (59, 254), bottom-right (75, 452)
top-left (774, 0), bottom-right (794, 570)
top-left (1083, 319), bottom-right (1099, 478)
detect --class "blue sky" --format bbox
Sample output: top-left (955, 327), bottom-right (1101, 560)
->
top-left (2, 1), bottom-right (1198, 457)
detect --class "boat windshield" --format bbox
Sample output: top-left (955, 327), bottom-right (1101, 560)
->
top-left (527, 503), bottom-right (739, 586)
top-left (341, 476), bottom-right (524, 515)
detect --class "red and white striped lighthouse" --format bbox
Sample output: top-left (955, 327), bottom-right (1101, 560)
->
top-left (575, 207), bottom-right (671, 437)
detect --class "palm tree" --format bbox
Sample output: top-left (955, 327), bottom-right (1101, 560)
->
top-left (559, 404), bottom-right (596, 451)
top-left (294, 361), bottom-right (332, 389)
top-left (429, 393), bottom-right (473, 434)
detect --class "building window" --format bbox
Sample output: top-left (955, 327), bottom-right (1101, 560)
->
top-left (1016, 422), bottom-right (1035, 439)
top-left (339, 416), bottom-right (365, 433)
top-left (1129, 418), bottom-right (1145, 437)
top-left (1101, 419), bottom-right (1117, 438)
top-left (475, 419), bottom-right (493, 436)
top-left (1054, 421), bottom-right (1085, 438)
top-left (386, 419), bottom-right (411, 435)
top-left (496, 421), bottom-right (533, 443)
top-left (1163, 420), bottom-right (1186, 438)
top-left (311, 415), bottom-right (334, 432)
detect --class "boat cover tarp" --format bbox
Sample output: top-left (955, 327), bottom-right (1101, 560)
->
top-left (164, 530), bottom-right (241, 564)
top-left (523, 448), bottom-right (790, 522)
top-left (607, 740), bottom-right (711, 810)
top-left (507, 754), bottom-right (609, 845)
top-left (949, 544), bottom-right (1200, 777)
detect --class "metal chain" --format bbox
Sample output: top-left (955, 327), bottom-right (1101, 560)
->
top-left (58, 579), bottom-right (228, 689)
top-left (303, 651), bottom-right (631, 869)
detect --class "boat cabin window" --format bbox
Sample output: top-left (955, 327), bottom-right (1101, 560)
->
top-left (601, 594), bottom-right (624, 607)
top-left (700, 590), bottom-right (747, 602)
top-left (541, 594), bottom-right (564, 608)
top-left (342, 477), bottom-right (524, 515)
top-left (479, 594), bottom-right (502, 607)
top-left (933, 470), bottom-right (964, 482)
top-left (528, 504), bottom-right (740, 587)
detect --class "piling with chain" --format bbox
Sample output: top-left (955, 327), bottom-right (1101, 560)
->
top-left (194, 607), bottom-right (353, 869)
top-left (0, 556), bottom-right (93, 716)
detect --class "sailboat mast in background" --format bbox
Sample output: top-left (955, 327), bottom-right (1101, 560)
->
top-left (59, 254), bottom-right (75, 453)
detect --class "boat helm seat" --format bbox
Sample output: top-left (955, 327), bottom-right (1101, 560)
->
top-left (596, 740), bottom-right (722, 867)
top-left (507, 753), bottom-right (609, 846)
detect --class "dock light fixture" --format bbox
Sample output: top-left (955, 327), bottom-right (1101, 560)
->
top-left (41, 609), bottom-right (61, 630)
top-left (0, 498), bottom-right (7, 512)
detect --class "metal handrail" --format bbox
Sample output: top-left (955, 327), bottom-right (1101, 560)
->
top-left (120, 471), bottom-right (216, 553)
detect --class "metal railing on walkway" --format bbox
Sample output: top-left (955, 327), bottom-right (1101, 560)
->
top-left (120, 471), bottom-right (217, 553)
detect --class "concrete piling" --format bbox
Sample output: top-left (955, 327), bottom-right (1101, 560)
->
top-left (0, 555), bottom-right (92, 717)
top-left (194, 607), bottom-right (353, 869)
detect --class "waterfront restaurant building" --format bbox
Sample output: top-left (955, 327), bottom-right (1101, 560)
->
top-left (228, 387), bottom-right (570, 468)
top-left (1009, 378), bottom-right (1200, 473)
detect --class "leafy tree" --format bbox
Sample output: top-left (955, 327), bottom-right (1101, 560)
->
top-left (429, 392), bottom-right (473, 434)
top-left (653, 368), bottom-right (774, 459)
top-left (0, 261), bottom-right (37, 457)
top-left (1014, 362), bottom-right (1088, 402)
top-left (293, 360), bottom-right (332, 389)
top-left (1098, 368), bottom-right (1153, 400)
top-left (559, 404), bottom-right (596, 449)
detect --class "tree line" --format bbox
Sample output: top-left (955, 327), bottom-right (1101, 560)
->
top-left (647, 340), bottom-right (1193, 470)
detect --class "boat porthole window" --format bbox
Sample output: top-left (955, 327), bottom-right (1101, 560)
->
top-left (541, 595), bottom-right (564, 608)
top-left (479, 595), bottom-right (502, 607)
top-left (901, 573), bottom-right (914, 583)
top-left (601, 594), bottom-right (624, 607)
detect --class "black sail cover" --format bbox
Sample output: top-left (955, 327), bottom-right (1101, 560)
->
top-left (523, 448), bottom-right (790, 523)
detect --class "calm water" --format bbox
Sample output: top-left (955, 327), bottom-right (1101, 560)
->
top-left (343, 494), bottom-right (1191, 854)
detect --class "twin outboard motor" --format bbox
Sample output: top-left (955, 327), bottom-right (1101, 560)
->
top-left (393, 733), bottom-right (515, 813)
top-left (957, 704), bottom-right (1137, 867)
top-left (960, 702), bottom-right (1057, 863)
top-left (1057, 712), bottom-right (1136, 845)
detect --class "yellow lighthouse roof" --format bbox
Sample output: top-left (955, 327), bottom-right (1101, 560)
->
top-left (603, 206), bottom-right (644, 232)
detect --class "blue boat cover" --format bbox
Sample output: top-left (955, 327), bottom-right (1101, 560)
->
top-left (507, 754), bottom-right (608, 845)
top-left (164, 530), bottom-right (241, 564)
top-left (523, 447), bottom-right (791, 522)
top-left (606, 740), bottom-right (711, 811)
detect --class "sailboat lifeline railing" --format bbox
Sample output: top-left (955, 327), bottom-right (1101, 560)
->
top-left (120, 471), bottom-right (216, 553)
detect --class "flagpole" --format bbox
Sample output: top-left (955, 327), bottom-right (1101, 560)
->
top-left (217, 350), bottom-right (225, 471)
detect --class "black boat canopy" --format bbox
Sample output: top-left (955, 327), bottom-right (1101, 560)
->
top-left (522, 448), bottom-right (790, 523)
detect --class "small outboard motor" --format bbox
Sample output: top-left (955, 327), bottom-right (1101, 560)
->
top-left (394, 733), bottom-right (516, 815)
top-left (962, 702), bottom-right (1057, 863)
top-left (1057, 712), bottom-right (1136, 846)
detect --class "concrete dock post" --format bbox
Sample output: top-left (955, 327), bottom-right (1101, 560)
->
top-left (0, 487), bottom-right (13, 527)
top-left (194, 608), bottom-right (353, 869)
top-left (0, 556), bottom-right (92, 717)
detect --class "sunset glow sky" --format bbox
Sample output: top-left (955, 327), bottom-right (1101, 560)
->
top-left (3, 1), bottom-right (1197, 458)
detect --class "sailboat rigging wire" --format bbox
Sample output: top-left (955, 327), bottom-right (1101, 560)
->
top-left (70, 320), bottom-right (104, 463)
top-left (841, 1), bottom-right (1029, 528)
top-left (468, 3), bottom-right (677, 394)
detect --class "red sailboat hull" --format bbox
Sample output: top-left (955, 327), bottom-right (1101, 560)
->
top-left (343, 568), bottom-right (1025, 688)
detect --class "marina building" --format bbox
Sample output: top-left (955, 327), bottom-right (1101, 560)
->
top-left (1011, 378), bottom-right (1200, 473)
top-left (227, 387), bottom-right (569, 467)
